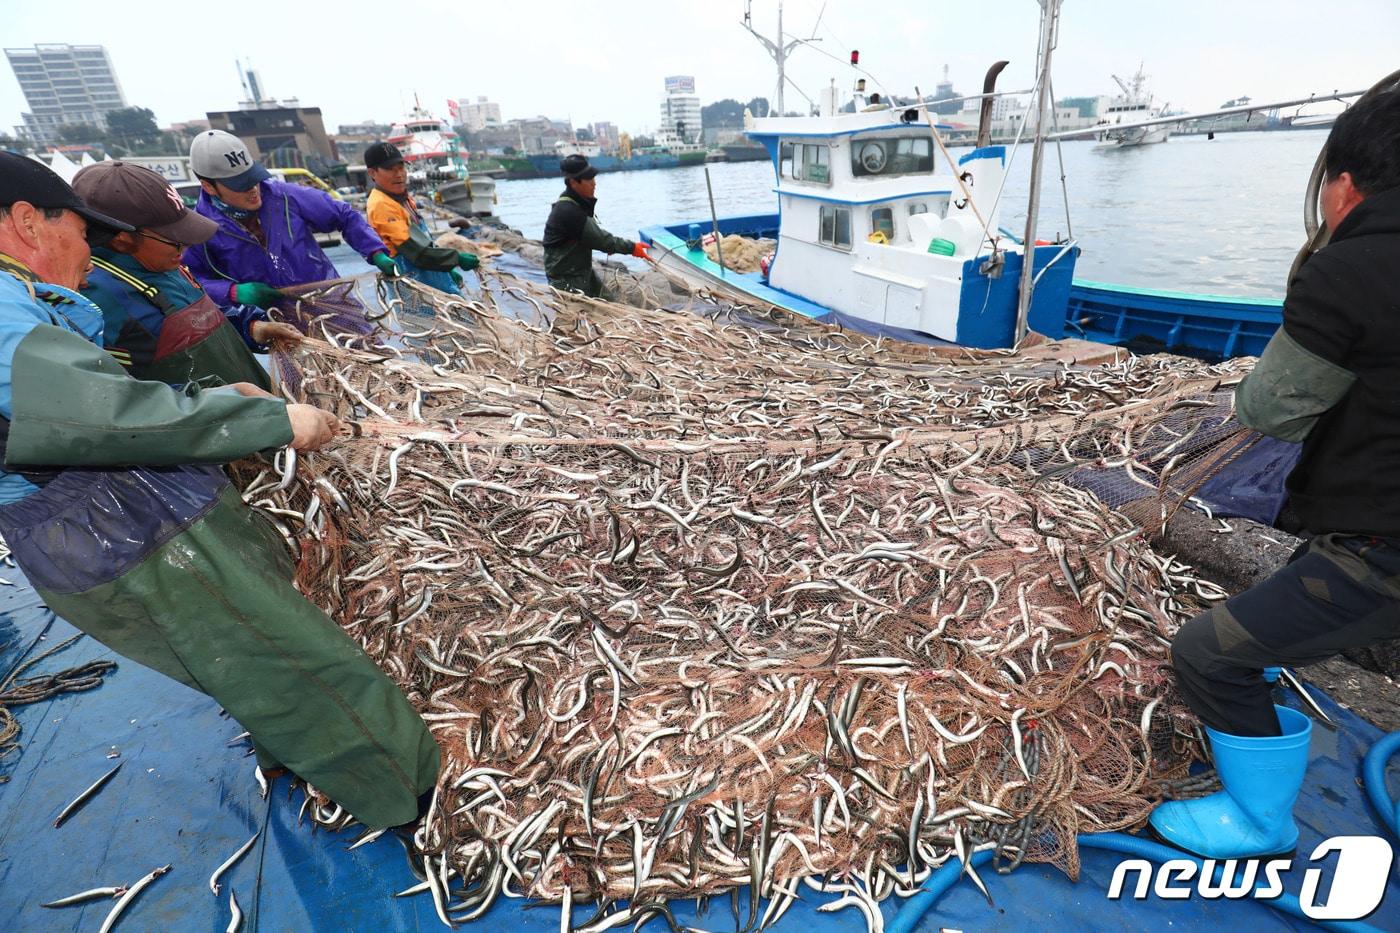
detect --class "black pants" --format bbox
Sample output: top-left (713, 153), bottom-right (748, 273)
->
top-left (1171, 532), bottom-right (1400, 737)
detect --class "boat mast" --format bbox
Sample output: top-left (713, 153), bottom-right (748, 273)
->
top-left (742, 1), bottom-right (805, 115)
top-left (1014, 0), bottom-right (1063, 345)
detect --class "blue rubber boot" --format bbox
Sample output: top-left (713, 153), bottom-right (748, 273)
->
top-left (1149, 705), bottom-right (1312, 859)
top-left (1262, 666), bottom-right (1282, 684)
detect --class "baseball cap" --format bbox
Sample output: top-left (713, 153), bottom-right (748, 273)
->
top-left (189, 130), bottom-right (270, 192)
top-left (364, 141), bottom-right (405, 170)
top-left (72, 161), bottom-right (218, 245)
top-left (560, 154), bottom-right (598, 180)
top-left (0, 151), bottom-right (134, 234)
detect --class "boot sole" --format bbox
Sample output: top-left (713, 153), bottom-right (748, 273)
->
top-left (1144, 823), bottom-right (1297, 862)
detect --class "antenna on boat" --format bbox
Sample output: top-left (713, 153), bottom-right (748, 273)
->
top-left (1013, 0), bottom-right (1063, 346)
top-left (741, 1), bottom-right (812, 116)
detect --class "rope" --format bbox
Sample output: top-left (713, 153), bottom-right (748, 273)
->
top-left (0, 633), bottom-right (116, 762)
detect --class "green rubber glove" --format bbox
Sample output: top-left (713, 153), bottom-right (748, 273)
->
top-left (232, 282), bottom-right (286, 309)
top-left (456, 251), bottom-right (480, 271)
top-left (449, 269), bottom-right (464, 288)
top-left (371, 251), bottom-right (400, 276)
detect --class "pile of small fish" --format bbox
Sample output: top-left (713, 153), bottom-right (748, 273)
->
top-left (238, 272), bottom-right (1246, 928)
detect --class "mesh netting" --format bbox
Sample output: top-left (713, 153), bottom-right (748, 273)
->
top-left (242, 268), bottom-right (1253, 924)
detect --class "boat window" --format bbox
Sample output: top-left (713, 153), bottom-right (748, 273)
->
top-left (819, 205), bottom-right (852, 250)
top-left (779, 142), bottom-right (794, 178)
top-left (908, 202), bottom-right (928, 216)
top-left (870, 207), bottom-right (895, 242)
top-left (799, 144), bottom-right (830, 184)
top-left (851, 136), bottom-right (934, 178)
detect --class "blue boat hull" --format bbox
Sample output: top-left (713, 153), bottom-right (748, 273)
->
top-left (526, 151), bottom-right (684, 176)
top-left (642, 213), bottom-right (1282, 359)
top-left (1066, 279), bottom-right (1282, 361)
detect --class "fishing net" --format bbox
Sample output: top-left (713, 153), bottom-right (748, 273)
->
top-left (240, 267), bottom-right (1257, 925)
top-left (702, 234), bottom-right (777, 273)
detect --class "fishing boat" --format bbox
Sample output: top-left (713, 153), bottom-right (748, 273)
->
top-left (721, 141), bottom-right (771, 162)
top-left (1094, 66), bottom-right (1172, 148)
top-left (641, 7), bottom-right (1364, 362)
top-left (642, 99), bottom-right (1079, 349)
top-left (526, 134), bottom-right (707, 177)
top-left (386, 102), bottom-right (498, 219)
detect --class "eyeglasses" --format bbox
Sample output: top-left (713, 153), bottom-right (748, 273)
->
top-left (136, 230), bottom-right (185, 250)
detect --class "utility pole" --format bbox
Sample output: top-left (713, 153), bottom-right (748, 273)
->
top-left (1014, 0), bottom-right (1062, 345)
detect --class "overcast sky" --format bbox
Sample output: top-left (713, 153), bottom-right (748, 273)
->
top-left (3, 0), bottom-right (1395, 138)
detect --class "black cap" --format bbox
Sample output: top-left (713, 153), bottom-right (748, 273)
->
top-left (0, 151), bottom-right (134, 233)
top-left (364, 142), bottom-right (405, 170)
top-left (560, 154), bottom-right (598, 180)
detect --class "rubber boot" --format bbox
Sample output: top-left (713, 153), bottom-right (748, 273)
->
top-left (1262, 666), bottom-right (1282, 684)
top-left (1149, 705), bottom-right (1312, 859)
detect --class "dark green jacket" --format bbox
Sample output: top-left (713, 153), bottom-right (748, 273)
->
top-left (541, 189), bottom-right (635, 297)
top-left (1236, 187), bottom-right (1400, 536)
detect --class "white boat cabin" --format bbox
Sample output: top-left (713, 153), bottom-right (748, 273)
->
top-left (745, 107), bottom-right (1015, 341)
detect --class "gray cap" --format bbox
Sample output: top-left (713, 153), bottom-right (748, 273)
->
top-left (189, 130), bottom-right (270, 192)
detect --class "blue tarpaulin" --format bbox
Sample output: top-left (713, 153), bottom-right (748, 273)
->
top-left (3, 565), bottom-right (1399, 932)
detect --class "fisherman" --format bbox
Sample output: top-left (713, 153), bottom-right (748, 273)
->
top-left (542, 154), bottom-right (648, 297)
top-left (182, 130), bottom-right (400, 310)
top-left (1154, 87), bottom-right (1400, 859)
top-left (363, 141), bottom-right (479, 293)
top-left (72, 160), bottom-right (301, 391)
top-left (0, 152), bottom-right (440, 829)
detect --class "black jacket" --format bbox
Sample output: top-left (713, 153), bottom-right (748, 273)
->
top-left (542, 189), bottom-right (634, 295)
top-left (1277, 187), bottom-right (1400, 536)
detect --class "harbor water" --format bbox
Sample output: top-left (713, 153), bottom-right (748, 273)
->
top-left (494, 129), bottom-right (1330, 299)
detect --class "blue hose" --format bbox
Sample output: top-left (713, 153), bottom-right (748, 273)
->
top-left (888, 729), bottom-right (1400, 931)
top-left (1362, 730), bottom-right (1400, 838)
top-left (886, 831), bottom-right (1382, 933)
top-left (885, 850), bottom-right (993, 933)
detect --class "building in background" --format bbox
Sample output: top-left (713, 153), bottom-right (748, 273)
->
top-left (460, 96), bottom-right (502, 132)
top-left (659, 76), bottom-right (701, 144)
top-left (590, 121), bottom-right (619, 152)
top-left (929, 65), bottom-right (962, 116)
top-left (206, 102), bottom-right (335, 172)
top-left (205, 62), bottom-right (336, 174)
top-left (468, 115), bottom-right (573, 155)
top-left (5, 43), bottom-right (127, 146)
top-left (333, 121), bottom-right (392, 165)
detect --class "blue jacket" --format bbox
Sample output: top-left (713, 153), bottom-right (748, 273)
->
top-left (183, 180), bottom-right (388, 307)
top-left (0, 265), bottom-right (102, 505)
top-left (0, 260), bottom-right (293, 507)
top-left (84, 249), bottom-right (269, 355)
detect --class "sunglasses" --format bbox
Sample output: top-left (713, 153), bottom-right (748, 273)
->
top-left (137, 229), bottom-right (186, 250)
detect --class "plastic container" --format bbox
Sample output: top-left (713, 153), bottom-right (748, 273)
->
top-left (927, 237), bottom-right (957, 256)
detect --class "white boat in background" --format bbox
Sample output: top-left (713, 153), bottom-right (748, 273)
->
top-left (387, 103), bottom-right (469, 182)
top-left (1095, 67), bottom-right (1171, 148)
top-left (386, 100), bottom-right (497, 219)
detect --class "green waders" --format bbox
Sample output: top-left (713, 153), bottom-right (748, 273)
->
top-left (14, 477), bottom-right (439, 829)
top-left (89, 255), bottom-right (272, 391)
top-left (0, 321), bottom-right (437, 828)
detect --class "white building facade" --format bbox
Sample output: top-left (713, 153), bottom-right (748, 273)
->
top-left (659, 76), bottom-right (701, 143)
top-left (6, 43), bottom-right (127, 146)
top-left (460, 96), bottom-right (502, 132)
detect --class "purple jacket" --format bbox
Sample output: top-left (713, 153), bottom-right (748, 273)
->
top-left (183, 180), bottom-right (388, 307)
